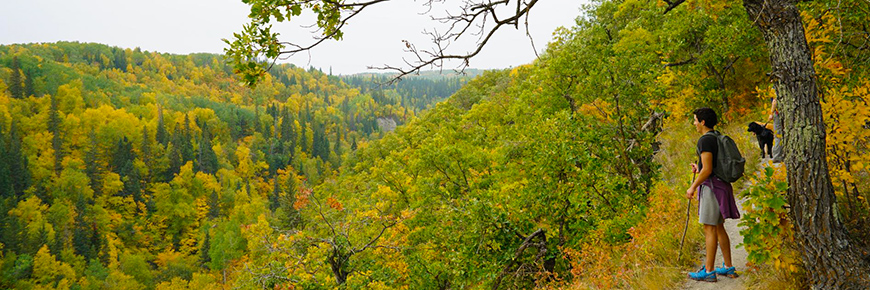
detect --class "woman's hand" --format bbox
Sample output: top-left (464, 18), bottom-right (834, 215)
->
top-left (688, 163), bottom-right (699, 198)
top-left (686, 186), bottom-right (696, 199)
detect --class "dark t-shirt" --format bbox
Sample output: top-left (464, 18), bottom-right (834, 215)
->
top-left (697, 134), bottom-right (718, 172)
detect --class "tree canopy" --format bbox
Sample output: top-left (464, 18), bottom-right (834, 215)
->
top-left (1, 0), bottom-right (869, 288)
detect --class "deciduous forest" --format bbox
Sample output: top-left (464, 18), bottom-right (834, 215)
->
top-left (1, 0), bottom-right (869, 289)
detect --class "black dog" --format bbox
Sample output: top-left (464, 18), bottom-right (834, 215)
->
top-left (747, 122), bottom-right (774, 158)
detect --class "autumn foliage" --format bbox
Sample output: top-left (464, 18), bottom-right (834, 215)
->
top-left (1, 0), bottom-right (869, 288)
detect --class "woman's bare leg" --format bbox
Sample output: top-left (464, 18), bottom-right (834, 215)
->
top-left (704, 224), bottom-right (718, 271)
top-left (716, 223), bottom-right (733, 268)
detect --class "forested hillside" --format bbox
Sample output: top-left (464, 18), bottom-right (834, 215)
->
top-left (0, 42), bottom-right (469, 289)
top-left (342, 73), bottom-right (473, 112)
top-left (2, 0), bottom-right (870, 289)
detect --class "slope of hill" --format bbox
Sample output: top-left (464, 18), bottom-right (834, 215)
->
top-left (0, 41), bottom-right (468, 289)
top-left (1, 0), bottom-right (869, 288)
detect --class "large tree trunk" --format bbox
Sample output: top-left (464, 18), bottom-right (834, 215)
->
top-left (743, 0), bottom-right (870, 288)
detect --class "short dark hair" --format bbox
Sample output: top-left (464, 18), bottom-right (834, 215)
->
top-left (693, 107), bottom-right (718, 128)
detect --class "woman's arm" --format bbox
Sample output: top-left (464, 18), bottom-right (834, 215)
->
top-left (769, 98), bottom-right (777, 120)
top-left (686, 152), bottom-right (714, 199)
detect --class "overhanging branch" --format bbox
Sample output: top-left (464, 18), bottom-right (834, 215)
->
top-left (230, 0), bottom-right (542, 86)
top-left (371, 0), bottom-right (540, 83)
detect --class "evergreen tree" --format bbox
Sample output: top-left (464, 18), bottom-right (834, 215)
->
top-left (254, 106), bottom-right (262, 134)
top-left (6, 122), bottom-right (29, 198)
top-left (196, 121), bottom-right (219, 174)
top-left (182, 115), bottom-right (194, 163)
top-left (84, 129), bottom-right (101, 195)
top-left (156, 104), bottom-right (168, 146)
top-left (235, 108), bottom-right (251, 138)
top-left (351, 135), bottom-right (357, 151)
top-left (299, 122), bottom-right (308, 154)
top-left (89, 224), bottom-right (102, 262)
top-left (321, 127), bottom-right (330, 161)
top-left (334, 126), bottom-right (341, 156)
top-left (28, 223), bottom-right (50, 255)
top-left (269, 179), bottom-right (280, 212)
top-left (208, 191), bottom-right (221, 219)
top-left (48, 93), bottom-right (63, 175)
top-left (263, 107), bottom-right (273, 140)
top-left (0, 197), bottom-right (20, 255)
top-left (341, 97), bottom-right (350, 115)
top-left (72, 195), bottom-right (97, 261)
top-left (267, 104), bottom-right (278, 118)
top-left (303, 103), bottom-right (312, 123)
top-left (141, 126), bottom-right (152, 182)
top-left (277, 175), bottom-right (302, 230)
top-left (113, 48), bottom-right (127, 72)
top-left (111, 137), bottom-right (134, 178)
top-left (0, 128), bottom-right (10, 199)
top-left (311, 123), bottom-right (322, 159)
top-left (111, 137), bottom-right (141, 202)
top-left (267, 148), bottom-right (283, 178)
top-left (207, 191), bottom-right (220, 219)
top-left (279, 73), bottom-right (290, 87)
top-left (8, 56), bottom-right (23, 99)
top-left (312, 123), bottom-right (330, 161)
top-left (98, 53), bottom-right (107, 70)
top-left (23, 70), bottom-right (35, 98)
top-left (228, 109), bottom-right (240, 141)
top-left (166, 127), bottom-right (184, 181)
top-left (280, 109), bottom-right (296, 156)
top-left (200, 230), bottom-right (212, 267)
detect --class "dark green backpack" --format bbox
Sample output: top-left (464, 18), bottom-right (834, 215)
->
top-left (705, 131), bottom-right (745, 182)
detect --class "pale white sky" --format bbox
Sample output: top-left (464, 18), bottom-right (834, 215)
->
top-left (0, 0), bottom-right (585, 75)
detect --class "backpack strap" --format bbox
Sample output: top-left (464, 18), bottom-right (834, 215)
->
top-left (702, 131), bottom-right (720, 180)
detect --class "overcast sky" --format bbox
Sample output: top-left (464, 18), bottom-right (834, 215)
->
top-left (0, 0), bottom-right (586, 75)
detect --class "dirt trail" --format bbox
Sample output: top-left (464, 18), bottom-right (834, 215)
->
top-left (680, 195), bottom-right (747, 290)
top-left (680, 161), bottom-right (771, 290)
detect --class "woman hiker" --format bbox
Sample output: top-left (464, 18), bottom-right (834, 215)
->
top-left (686, 107), bottom-right (741, 282)
top-left (769, 95), bottom-right (784, 163)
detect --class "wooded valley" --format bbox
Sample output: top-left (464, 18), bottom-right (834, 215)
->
top-left (1, 0), bottom-right (869, 289)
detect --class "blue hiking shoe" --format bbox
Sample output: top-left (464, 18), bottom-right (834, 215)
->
top-left (688, 266), bottom-right (717, 282)
top-left (714, 263), bottom-right (739, 278)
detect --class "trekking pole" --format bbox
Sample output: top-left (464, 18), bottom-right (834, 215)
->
top-left (678, 172), bottom-right (695, 261)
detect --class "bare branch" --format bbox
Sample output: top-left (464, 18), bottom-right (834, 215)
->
top-left (589, 183), bottom-right (617, 213)
top-left (370, 0), bottom-right (540, 82)
top-left (232, 0), bottom-right (543, 86)
top-left (352, 219), bottom-right (398, 254)
top-left (524, 3), bottom-right (539, 58)
top-left (662, 0), bottom-right (686, 14)
top-left (276, 5), bottom-right (372, 56)
top-left (492, 228), bottom-right (548, 290)
top-left (663, 56), bottom-right (697, 67)
top-left (307, 187), bottom-right (341, 240)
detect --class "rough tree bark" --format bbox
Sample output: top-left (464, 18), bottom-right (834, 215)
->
top-left (743, 0), bottom-right (870, 288)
